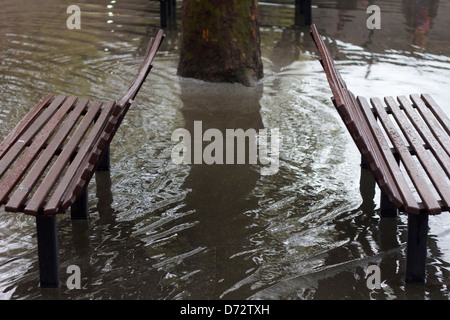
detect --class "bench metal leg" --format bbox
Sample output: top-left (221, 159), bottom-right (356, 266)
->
top-left (361, 154), bottom-right (369, 169)
top-left (295, 0), bottom-right (312, 25)
top-left (376, 151), bottom-right (398, 217)
top-left (405, 213), bottom-right (428, 283)
top-left (71, 187), bottom-right (89, 220)
top-left (302, 0), bottom-right (312, 25)
top-left (160, 0), bottom-right (169, 28)
top-left (361, 155), bottom-right (398, 217)
top-left (380, 192), bottom-right (398, 217)
top-left (36, 215), bottom-right (60, 288)
top-left (96, 146), bottom-right (110, 172)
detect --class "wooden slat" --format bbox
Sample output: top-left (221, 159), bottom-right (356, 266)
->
top-left (311, 24), bottom-right (449, 214)
top-left (348, 92), bottom-right (388, 184)
top-left (43, 101), bottom-right (114, 215)
top-left (421, 94), bottom-right (450, 135)
top-left (0, 94), bottom-right (54, 159)
top-left (372, 97), bottom-right (441, 214)
top-left (398, 95), bottom-right (450, 178)
top-left (116, 29), bottom-right (165, 109)
top-left (0, 30), bottom-right (164, 215)
top-left (410, 94), bottom-right (450, 156)
top-left (0, 96), bottom-right (70, 204)
top-left (310, 25), bottom-right (345, 107)
top-left (386, 96), bottom-right (450, 209)
top-left (5, 98), bottom-right (89, 212)
top-left (312, 25), bottom-right (403, 207)
top-left (0, 95), bottom-right (66, 180)
top-left (311, 27), bottom-right (380, 179)
top-left (59, 96), bottom-right (129, 212)
top-left (358, 96), bottom-right (420, 213)
top-left (59, 101), bottom-right (116, 212)
top-left (24, 100), bottom-right (104, 215)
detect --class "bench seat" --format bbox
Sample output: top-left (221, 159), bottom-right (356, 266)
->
top-left (0, 95), bottom-right (115, 215)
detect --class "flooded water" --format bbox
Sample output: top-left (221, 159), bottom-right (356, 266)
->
top-left (1, 0), bottom-right (450, 300)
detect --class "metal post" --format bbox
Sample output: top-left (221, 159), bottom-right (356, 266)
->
top-left (380, 192), bottom-right (398, 217)
top-left (97, 146), bottom-right (110, 172)
top-left (160, 0), bottom-right (169, 28)
top-left (359, 164), bottom-right (376, 212)
top-left (361, 154), bottom-right (369, 169)
top-left (302, 0), bottom-right (312, 25)
top-left (71, 219), bottom-right (91, 256)
top-left (405, 213), bottom-right (429, 283)
top-left (170, 0), bottom-right (177, 22)
top-left (36, 215), bottom-right (60, 288)
top-left (71, 187), bottom-right (89, 220)
top-left (294, 0), bottom-right (302, 25)
top-left (167, 0), bottom-right (172, 17)
top-left (380, 154), bottom-right (399, 217)
top-left (295, 0), bottom-right (302, 13)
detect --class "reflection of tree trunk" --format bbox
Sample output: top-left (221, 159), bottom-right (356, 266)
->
top-left (177, 0), bottom-right (263, 87)
top-left (174, 80), bottom-right (264, 298)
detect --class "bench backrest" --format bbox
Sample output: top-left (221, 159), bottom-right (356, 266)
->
top-left (310, 25), bottom-right (366, 145)
top-left (117, 29), bottom-right (166, 110)
top-left (310, 24), bottom-right (405, 210)
top-left (59, 30), bottom-right (166, 212)
top-left (103, 29), bottom-right (166, 152)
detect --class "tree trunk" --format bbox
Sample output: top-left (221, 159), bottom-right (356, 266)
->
top-left (177, 0), bottom-right (263, 86)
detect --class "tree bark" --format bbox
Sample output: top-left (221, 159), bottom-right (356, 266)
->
top-left (177, 0), bottom-right (263, 86)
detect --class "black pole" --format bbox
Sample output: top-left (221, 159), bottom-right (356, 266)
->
top-left (96, 146), bottom-right (111, 172)
top-left (36, 215), bottom-right (60, 288)
top-left (380, 192), bottom-right (398, 217)
top-left (170, 0), bottom-right (177, 24)
top-left (303, 0), bottom-right (312, 26)
top-left (405, 213), bottom-right (429, 283)
top-left (380, 154), bottom-right (399, 217)
top-left (361, 154), bottom-right (370, 169)
top-left (71, 187), bottom-right (89, 220)
top-left (167, 0), bottom-right (172, 17)
top-left (295, 0), bottom-right (312, 26)
top-left (160, 0), bottom-right (169, 28)
top-left (294, 0), bottom-right (302, 25)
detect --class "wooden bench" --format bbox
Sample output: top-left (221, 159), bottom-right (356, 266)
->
top-left (0, 29), bottom-right (165, 287)
top-left (310, 24), bottom-right (449, 283)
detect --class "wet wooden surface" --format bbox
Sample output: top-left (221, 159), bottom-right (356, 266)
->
top-left (311, 24), bottom-right (449, 215)
top-left (0, 30), bottom-right (165, 215)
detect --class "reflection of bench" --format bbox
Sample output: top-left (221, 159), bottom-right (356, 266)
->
top-left (310, 24), bottom-right (449, 283)
top-left (0, 29), bottom-right (165, 287)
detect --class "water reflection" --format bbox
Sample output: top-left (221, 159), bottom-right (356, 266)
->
top-left (9, 170), bottom-right (169, 299)
top-left (0, 0), bottom-right (450, 300)
top-left (173, 80), bottom-right (265, 298)
top-left (403, 0), bottom-right (439, 50)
